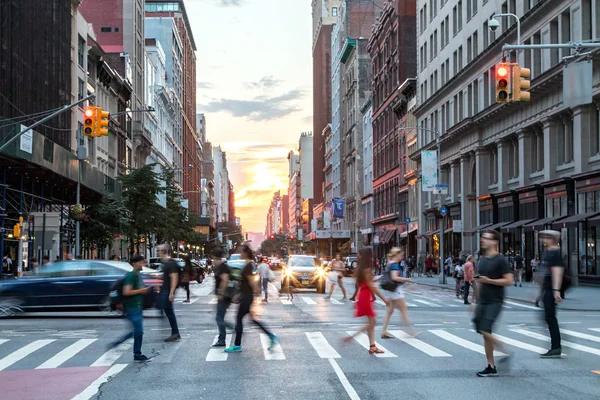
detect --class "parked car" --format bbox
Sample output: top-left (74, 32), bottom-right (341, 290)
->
top-left (154, 258), bottom-right (204, 284)
top-left (0, 260), bottom-right (161, 316)
top-left (344, 256), bottom-right (358, 277)
top-left (281, 255), bottom-right (326, 293)
top-left (229, 254), bottom-right (242, 261)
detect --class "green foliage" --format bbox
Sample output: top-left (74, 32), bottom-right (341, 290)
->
top-left (80, 197), bottom-right (131, 254)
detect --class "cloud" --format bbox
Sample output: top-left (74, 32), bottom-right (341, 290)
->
top-left (247, 76), bottom-right (282, 90)
top-left (217, 0), bottom-right (244, 6)
top-left (198, 89), bottom-right (305, 121)
top-left (196, 81), bottom-right (214, 89)
top-left (302, 115), bottom-right (313, 124)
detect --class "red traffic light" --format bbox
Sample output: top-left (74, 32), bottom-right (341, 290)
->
top-left (270, 235), bottom-right (275, 239)
top-left (84, 109), bottom-right (94, 117)
top-left (497, 66), bottom-right (508, 77)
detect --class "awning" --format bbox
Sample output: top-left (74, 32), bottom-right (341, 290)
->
top-left (379, 229), bottom-right (397, 244)
top-left (501, 219), bottom-right (538, 231)
top-left (486, 221), bottom-right (511, 231)
top-left (524, 216), bottom-right (566, 231)
top-left (399, 226), bottom-right (418, 238)
top-left (589, 215), bottom-right (600, 226)
top-left (464, 223), bottom-right (492, 235)
top-left (422, 229), bottom-right (439, 237)
top-left (552, 212), bottom-right (600, 228)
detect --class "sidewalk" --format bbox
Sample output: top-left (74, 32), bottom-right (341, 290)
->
top-left (410, 275), bottom-right (600, 311)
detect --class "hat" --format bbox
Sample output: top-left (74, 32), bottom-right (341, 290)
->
top-left (539, 230), bottom-right (560, 239)
top-left (130, 254), bottom-right (145, 263)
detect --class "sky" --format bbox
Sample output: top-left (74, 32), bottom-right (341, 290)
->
top-left (185, 0), bottom-right (313, 232)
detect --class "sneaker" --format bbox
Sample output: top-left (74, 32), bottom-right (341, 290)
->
top-left (268, 334), bottom-right (279, 351)
top-left (535, 301), bottom-right (540, 307)
top-left (540, 348), bottom-right (562, 358)
top-left (211, 341), bottom-right (226, 347)
top-left (464, 301), bottom-right (471, 305)
top-left (224, 345), bottom-right (242, 353)
top-left (477, 365), bottom-right (498, 377)
top-left (183, 299), bottom-right (190, 303)
top-left (134, 355), bottom-right (152, 362)
top-left (164, 333), bottom-right (181, 342)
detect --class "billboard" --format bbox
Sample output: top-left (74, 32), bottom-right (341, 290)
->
top-left (421, 150), bottom-right (437, 191)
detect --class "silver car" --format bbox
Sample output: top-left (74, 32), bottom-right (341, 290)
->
top-left (281, 255), bottom-right (327, 293)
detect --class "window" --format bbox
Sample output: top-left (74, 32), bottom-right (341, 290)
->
top-left (458, 45), bottom-right (463, 70)
top-left (592, 104), bottom-right (600, 156)
top-left (467, 37), bottom-right (473, 63)
top-left (472, 0), bottom-right (478, 15)
top-left (453, 50), bottom-right (458, 74)
top-left (430, 34), bottom-right (434, 60)
top-left (433, 30), bottom-right (438, 58)
top-left (560, 9), bottom-right (571, 59)
top-left (441, 20), bottom-right (446, 47)
top-left (424, 4), bottom-right (427, 29)
top-left (420, 46), bottom-right (424, 72)
top-left (559, 114), bottom-right (574, 164)
top-left (458, 91), bottom-right (464, 120)
top-left (100, 27), bottom-right (111, 32)
top-left (483, 71), bottom-right (490, 108)
top-left (467, 84), bottom-right (473, 117)
top-left (445, 59), bottom-right (450, 82)
top-left (114, 27), bottom-right (119, 32)
top-left (458, 1), bottom-right (463, 31)
top-left (467, 0), bottom-right (472, 20)
top-left (531, 129), bottom-right (544, 172)
top-left (78, 78), bottom-right (85, 101)
top-left (501, 2), bottom-right (508, 31)
top-left (483, 21), bottom-right (489, 48)
top-left (424, 42), bottom-right (428, 67)
top-left (332, 7), bottom-right (337, 16)
top-left (473, 31), bottom-right (478, 57)
top-left (420, 7), bottom-right (425, 33)
top-left (453, 6), bottom-right (458, 35)
top-left (441, 63), bottom-right (446, 85)
top-left (489, 145), bottom-right (498, 184)
top-left (473, 79), bottom-right (479, 114)
top-left (444, 16), bottom-right (449, 45)
top-left (78, 35), bottom-right (85, 67)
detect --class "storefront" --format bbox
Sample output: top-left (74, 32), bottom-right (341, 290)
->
top-left (399, 221), bottom-right (418, 259)
top-left (373, 220), bottom-right (398, 261)
top-left (447, 202), bottom-right (462, 258)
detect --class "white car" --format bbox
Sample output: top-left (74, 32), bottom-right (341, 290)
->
top-left (281, 255), bottom-right (327, 293)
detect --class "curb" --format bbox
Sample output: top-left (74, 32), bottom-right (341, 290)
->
top-left (412, 280), bottom-right (600, 312)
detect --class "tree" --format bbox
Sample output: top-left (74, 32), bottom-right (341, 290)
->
top-left (154, 169), bottom-right (195, 248)
top-left (80, 197), bottom-right (131, 258)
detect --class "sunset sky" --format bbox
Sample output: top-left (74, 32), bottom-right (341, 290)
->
top-left (187, 0), bottom-right (313, 232)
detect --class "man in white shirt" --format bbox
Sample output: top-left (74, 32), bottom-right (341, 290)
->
top-left (257, 257), bottom-right (271, 302)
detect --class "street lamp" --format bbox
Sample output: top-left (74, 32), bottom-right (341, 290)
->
top-left (489, 13), bottom-right (521, 51)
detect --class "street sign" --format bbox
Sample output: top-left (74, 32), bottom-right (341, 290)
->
top-left (439, 206), bottom-right (448, 217)
top-left (453, 220), bottom-right (462, 232)
top-left (404, 217), bottom-right (410, 223)
top-left (433, 184), bottom-right (448, 195)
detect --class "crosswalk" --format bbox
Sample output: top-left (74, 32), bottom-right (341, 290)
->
top-left (2, 326), bottom-right (600, 371)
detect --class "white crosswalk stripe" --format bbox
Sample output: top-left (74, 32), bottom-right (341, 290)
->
top-left (301, 296), bottom-right (317, 305)
top-left (91, 339), bottom-right (133, 367)
top-left (493, 333), bottom-right (563, 355)
top-left (280, 299), bottom-right (293, 305)
top-left (510, 328), bottom-right (600, 356)
top-left (347, 332), bottom-right (397, 358)
top-left (388, 330), bottom-right (451, 357)
top-left (504, 300), bottom-right (539, 310)
top-left (590, 328), bottom-right (600, 333)
top-left (413, 299), bottom-right (441, 307)
top-left (36, 339), bottom-right (97, 369)
top-left (561, 329), bottom-right (600, 343)
top-left (329, 298), bottom-right (343, 305)
top-left (260, 334), bottom-right (285, 360)
top-left (429, 330), bottom-right (506, 356)
top-left (206, 334), bottom-right (233, 362)
top-left (306, 332), bottom-right (341, 359)
top-left (0, 339), bottom-right (55, 371)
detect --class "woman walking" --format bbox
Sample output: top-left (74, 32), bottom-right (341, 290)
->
top-left (380, 248), bottom-right (417, 339)
top-left (343, 248), bottom-right (389, 354)
top-left (327, 254), bottom-right (348, 300)
top-left (225, 245), bottom-right (278, 353)
top-left (181, 256), bottom-right (194, 303)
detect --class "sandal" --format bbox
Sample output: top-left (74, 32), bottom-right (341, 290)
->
top-left (380, 332), bottom-right (394, 339)
top-left (368, 344), bottom-right (384, 354)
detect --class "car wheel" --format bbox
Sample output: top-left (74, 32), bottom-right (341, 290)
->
top-left (0, 297), bottom-right (24, 318)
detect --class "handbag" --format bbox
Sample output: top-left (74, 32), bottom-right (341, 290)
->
top-left (380, 264), bottom-right (399, 292)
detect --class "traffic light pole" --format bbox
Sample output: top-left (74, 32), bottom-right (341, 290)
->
top-left (503, 42), bottom-right (600, 51)
top-left (0, 94), bottom-right (95, 153)
top-left (437, 135), bottom-right (447, 285)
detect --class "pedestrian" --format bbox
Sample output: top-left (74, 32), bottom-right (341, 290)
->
top-left (257, 256), bottom-right (271, 302)
top-left (463, 255), bottom-right (477, 304)
top-left (212, 247), bottom-right (235, 347)
top-left (417, 258), bottom-right (424, 277)
top-left (29, 258), bottom-right (38, 274)
top-left (225, 245), bottom-right (278, 353)
top-left (531, 255), bottom-right (540, 285)
top-left (539, 230), bottom-right (566, 358)
top-left (380, 248), bottom-right (417, 339)
top-left (2, 253), bottom-right (13, 276)
top-left (513, 252), bottom-right (524, 287)
top-left (157, 243), bottom-right (180, 342)
top-left (342, 248), bottom-right (389, 354)
top-left (473, 229), bottom-right (513, 377)
top-left (455, 259), bottom-right (464, 298)
top-left (328, 253), bottom-right (348, 300)
top-left (181, 255), bottom-right (194, 303)
top-left (111, 254), bottom-right (151, 362)
top-left (445, 255), bottom-right (453, 277)
top-left (110, 255), bottom-right (120, 261)
top-left (425, 254), bottom-right (433, 277)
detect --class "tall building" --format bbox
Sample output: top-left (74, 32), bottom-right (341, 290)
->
top-left (80, 0), bottom-right (150, 168)
top-left (312, 0), bottom-right (341, 205)
top-left (213, 146), bottom-right (230, 223)
top-left (368, 0), bottom-right (416, 258)
top-left (228, 180), bottom-right (236, 224)
top-left (361, 98), bottom-right (374, 247)
top-left (281, 194), bottom-right (290, 234)
top-left (288, 150), bottom-right (302, 238)
top-left (414, 0), bottom-right (600, 284)
top-left (145, 0), bottom-right (200, 217)
top-left (201, 141), bottom-right (216, 230)
top-left (299, 132), bottom-right (314, 199)
top-left (265, 191), bottom-right (283, 237)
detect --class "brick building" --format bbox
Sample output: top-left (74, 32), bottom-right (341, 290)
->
top-left (368, 0), bottom-right (416, 258)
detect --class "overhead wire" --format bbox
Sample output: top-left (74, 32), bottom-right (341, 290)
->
top-left (0, 91), bottom-right (74, 133)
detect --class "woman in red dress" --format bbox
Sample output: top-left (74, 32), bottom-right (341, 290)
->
top-left (343, 248), bottom-right (389, 354)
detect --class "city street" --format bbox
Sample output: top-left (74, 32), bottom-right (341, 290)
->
top-left (1, 275), bottom-right (599, 400)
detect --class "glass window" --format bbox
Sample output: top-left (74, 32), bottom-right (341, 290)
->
top-left (78, 35), bottom-right (86, 67)
top-left (332, 7), bottom-right (338, 16)
top-left (553, 198), bottom-right (560, 217)
top-left (560, 196), bottom-right (568, 216)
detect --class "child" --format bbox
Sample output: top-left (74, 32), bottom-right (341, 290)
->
top-left (342, 248), bottom-right (389, 354)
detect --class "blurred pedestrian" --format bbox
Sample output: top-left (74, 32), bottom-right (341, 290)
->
top-left (473, 230), bottom-right (513, 377)
top-left (212, 247), bottom-right (235, 347)
top-left (181, 256), bottom-right (194, 303)
top-left (257, 256), bottom-right (271, 302)
top-left (29, 258), bottom-right (39, 274)
top-left (463, 255), bottom-right (477, 304)
top-left (157, 243), bottom-right (180, 342)
top-left (328, 254), bottom-right (347, 300)
top-left (539, 231), bottom-right (565, 358)
top-left (380, 248), bottom-right (416, 339)
top-left (343, 248), bottom-right (389, 354)
top-left (513, 252), bottom-right (524, 287)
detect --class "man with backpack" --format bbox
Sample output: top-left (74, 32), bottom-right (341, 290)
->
top-left (212, 248), bottom-right (235, 347)
top-left (110, 254), bottom-right (151, 362)
top-left (539, 230), bottom-right (567, 358)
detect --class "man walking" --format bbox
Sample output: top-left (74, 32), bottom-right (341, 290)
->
top-left (473, 230), bottom-right (513, 377)
top-left (463, 255), bottom-right (476, 304)
top-left (112, 254), bottom-right (151, 361)
top-left (513, 252), bottom-right (524, 287)
top-left (158, 244), bottom-right (180, 342)
top-left (539, 230), bottom-right (564, 358)
top-left (257, 256), bottom-right (271, 302)
top-left (212, 248), bottom-right (235, 347)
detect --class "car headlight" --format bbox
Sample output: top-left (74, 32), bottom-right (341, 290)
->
top-left (316, 268), bottom-right (327, 278)
top-left (284, 269), bottom-right (293, 277)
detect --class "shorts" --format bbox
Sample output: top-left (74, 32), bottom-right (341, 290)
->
top-left (472, 302), bottom-right (503, 334)
top-left (383, 287), bottom-right (405, 300)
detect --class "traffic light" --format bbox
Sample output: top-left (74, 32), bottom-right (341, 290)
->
top-left (96, 107), bottom-right (110, 136)
top-left (83, 106), bottom-right (96, 137)
top-left (512, 64), bottom-right (531, 102)
top-left (495, 63), bottom-right (510, 103)
top-left (13, 223), bottom-right (20, 238)
top-left (270, 235), bottom-right (275, 240)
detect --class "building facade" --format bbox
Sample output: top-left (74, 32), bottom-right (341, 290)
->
top-left (361, 99), bottom-right (374, 247)
top-left (288, 150), bottom-right (302, 238)
top-left (414, 0), bottom-right (600, 283)
top-left (213, 146), bottom-right (230, 224)
top-left (368, 0), bottom-right (417, 258)
top-left (265, 191), bottom-right (283, 237)
top-left (299, 132), bottom-right (315, 200)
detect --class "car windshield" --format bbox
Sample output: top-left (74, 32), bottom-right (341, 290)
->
top-left (288, 257), bottom-right (316, 267)
top-left (229, 254), bottom-right (242, 260)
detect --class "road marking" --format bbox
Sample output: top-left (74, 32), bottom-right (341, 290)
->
top-left (511, 328), bottom-right (600, 356)
top-left (504, 301), bottom-right (539, 310)
top-left (71, 363), bottom-right (127, 400)
top-left (406, 302), bottom-right (417, 307)
top-left (347, 332), bottom-right (397, 358)
top-left (502, 305), bottom-right (512, 309)
top-left (329, 359), bottom-right (360, 400)
top-left (280, 299), bottom-right (293, 305)
top-left (305, 332), bottom-right (340, 359)
top-left (90, 339), bottom-right (132, 367)
top-left (493, 334), bottom-right (563, 355)
top-left (429, 330), bottom-right (506, 356)
top-left (561, 329), bottom-right (600, 343)
top-left (413, 299), bottom-right (441, 307)
top-left (388, 330), bottom-right (451, 357)
top-left (330, 298), bottom-right (343, 305)
top-left (592, 370), bottom-right (600, 375)
top-left (301, 297), bottom-right (317, 305)
top-left (0, 339), bottom-right (9, 346)
top-left (205, 334), bottom-right (233, 362)
top-left (260, 334), bottom-right (285, 360)
top-left (179, 297), bottom-right (200, 304)
top-left (0, 339), bottom-right (55, 371)
top-left (590, 329), bottom-right (600, 333)
top-left (36, 339), bottom-right (97, 369)
top-left (209, 298), bottom-right (218, 305)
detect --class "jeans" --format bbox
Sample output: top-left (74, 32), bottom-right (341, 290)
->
top-left (215, 298), bottom-right (234, 343)
top-left (114, 309), bottom-right (143, 357)
top-left (543, 289), bottom-right (561, 350)
top-left (234, 293), bottom-right (272, 346)
top-left (262, 278), bottom-right (269, 298)
top-left (463, 281), bottom-right (471, 303)
top-left (159, 291), bottom-right (179, 335)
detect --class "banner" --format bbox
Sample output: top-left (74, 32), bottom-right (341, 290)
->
top-left (324, 203), bottom-right (331, 229)
top-left (421, 150), bottom-right (437, 191)
top-left (333, 199), bottom-right (345, 219)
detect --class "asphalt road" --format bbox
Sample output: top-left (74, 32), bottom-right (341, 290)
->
top-left (1, 274), bottom-right (600, 400)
